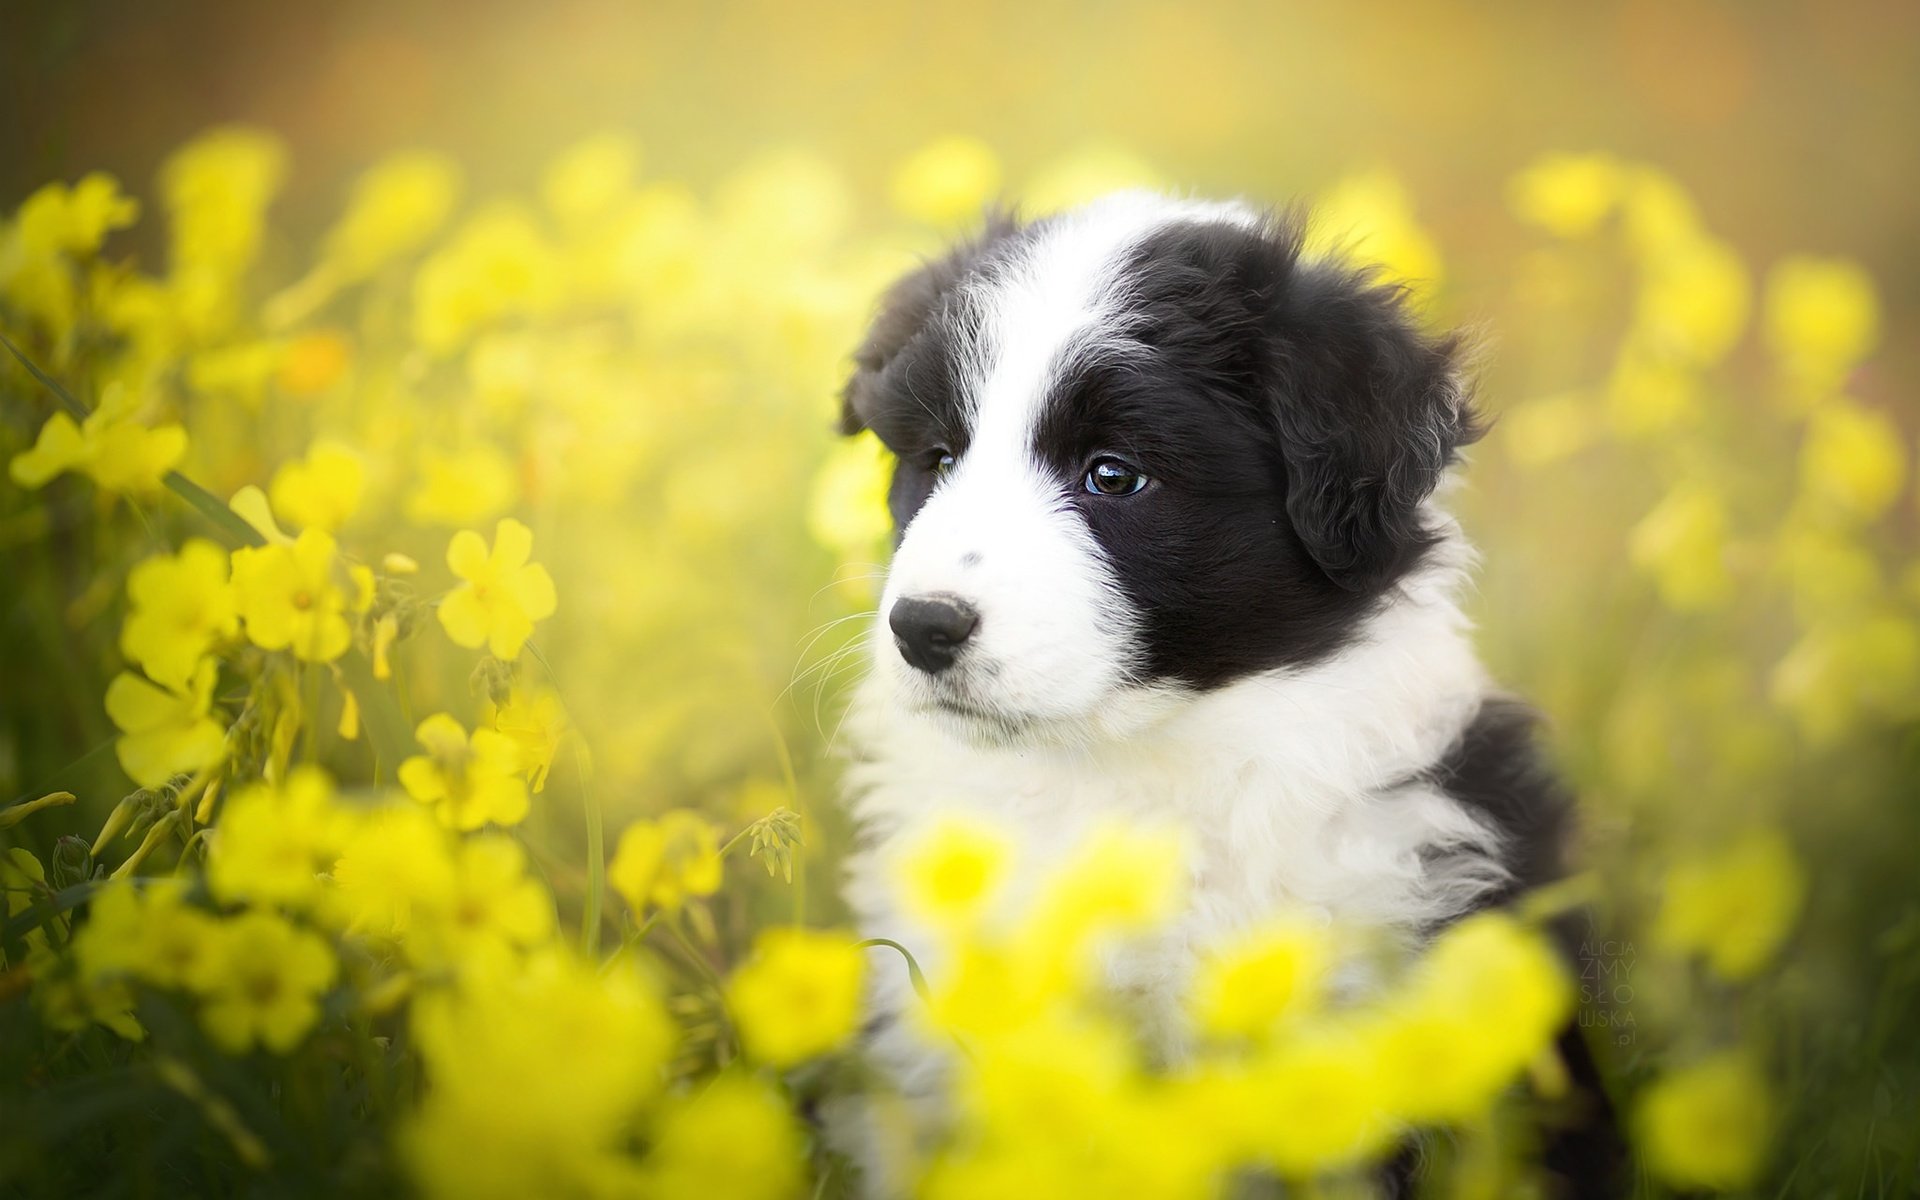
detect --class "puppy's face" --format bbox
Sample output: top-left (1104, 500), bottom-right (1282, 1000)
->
top-left (842, 193), bottom-right (1477, 746)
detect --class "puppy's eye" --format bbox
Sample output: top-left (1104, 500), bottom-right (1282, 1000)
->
top-left (932, 451), bottom-right (956, 478)
top-left (1084, 457), bottom-right (1148, 496)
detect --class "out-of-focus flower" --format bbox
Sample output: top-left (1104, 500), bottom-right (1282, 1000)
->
top-left (1764, 255), bottom-right (1880, 399)
top-left (119, 539), bottom-right (238, 690)
top-left (105, 659), bottom-right (225, 788)
top-left (1631, 235), bottom-right (1749, 365)
top-left (13, 173), bottom-right (140, 256)
top-left (1652, 827), bottom-right (1807, 981)
top-left (1372, 911), bottom-right (1572, 1123)
top-left (891, 136), bottom-right (1002, 226)
top-left (29, 943), bottom-right (144, 1041)
top-left (412, 204), bottom-right (561, 353)
top-left (892, 814), bottom-right (1012, 929)
top-left (191, 909), bottom-right (336, 1054)
top-left (231, 529), bottom-right (357, 661)
top-left (1022, 141), bottom-right (1164, 213)
top-left (1798, 398), bottom-right (1907, 522)
top-left (1607, 350), bottom-right (1699, 436)
top-left (407, 836), bottom-right (555, 967)
top-left (207, 767), bottom-right (352, 911)
top-left (726, 926), bottom-right (865, 1067)
top-left (1770, 613), bottom-right (1920, 744)
top-left (542, 133), bottom-right (641, 227)
top-left (160, 127), bottom-right (286, 339)
top-left (641, 1075), bottom-right (807, 1200)
top-left (608, 810), bottom-right (723, 914)
top-left (75, 878), bottom-right (218, 990)
top-left (715, 147), bottom-right (850, 254)
top-left (185, 340), bottom-right (284, 406)
top-left (1251, 1024), bottom-right (1399, 1175)
top-left (1635, 1052), bottom-right (1773, 1190)
top-left (807, 429), bottom-right (893, 561)
top-left (1189, 918), bottom-right (1330, 1041)
top-left (404, 950), bottom-right (673, 1198)
top-left (404, 443), bottom-right (518, 527)
top-left (487, 686), bottom-right (567, 793)
top-left (329, 804), bottom-right (457, 937)
top-left (325, 151), bottom-right (463, 280)
top-left (436, 518), bottom-right (557, 661)
top-left (274, 329), bottom-right (353, 395)
top-left (1500, 391), bottom-right (1596, 468)
top-left (9, 394), bottom-right (187, 497)
top-left (269, 439), bottom-right (365, 533)
top-left (1628, 483), bottom-right (1734, 612)
top-left (1508, 152), bottom-right (1621, 238)
top-left (398, 713), bottom-right (529, 830)
top-left (1027, 823), bottom-right (1187, 953)
top-left (1307, 168), bottom-right (1443, 292)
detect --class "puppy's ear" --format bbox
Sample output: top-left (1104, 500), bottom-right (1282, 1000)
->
top-left (839, 209), bottom-right (1021, 436)
top-left (1266, 257), bottom-right (1482, 592)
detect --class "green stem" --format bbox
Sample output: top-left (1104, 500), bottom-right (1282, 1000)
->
top-left (576, 735), bottom-right (604, 957)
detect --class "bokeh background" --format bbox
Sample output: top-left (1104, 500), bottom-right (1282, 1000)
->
top-left (3, 0), bottom-right (1918, 1194)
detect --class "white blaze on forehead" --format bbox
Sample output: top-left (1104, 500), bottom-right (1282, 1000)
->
top-left (961, 191), bottom-right (1263, 469)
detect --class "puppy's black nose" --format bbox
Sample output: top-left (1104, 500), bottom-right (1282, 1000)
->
top-left (889, 595), bottom-right (979, 674)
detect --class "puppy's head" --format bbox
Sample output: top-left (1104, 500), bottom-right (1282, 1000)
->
top-left (842, 192), bottom-right (1480, 745)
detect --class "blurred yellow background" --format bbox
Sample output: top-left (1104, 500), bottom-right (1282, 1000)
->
top-left (3, 1), bottom-right (1917, 1193)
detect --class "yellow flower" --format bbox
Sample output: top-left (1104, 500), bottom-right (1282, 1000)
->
top-left (269, 439), bottom-right (365, 532)
top-left (1635, 1052), bottom-right (1773, 1190)
top-left (1764, 255), bottom-right (1880, 398)
top-left (1307, 168), bottom-right (1444, 292)
top-left (807, 429), bottom-right (894, 562)
top-left (1508, 152), bottom-right (1621, 238)
top-left (9, 399), bottom-right (187, 497)
top-left (191, 909), bottom-right (337, 1054)
top-left (1628, 483), bottom-right (1734, 612)
top-left (398, 713), bottom-right (529, 830)
top-left (892, 814), bottom-right (1013, 929)
top-left (608, 810), bottom-right (723, 914)
top-left (542, 133), bottom-right (642, 226)
top-left (328, 804), bottom-right (457, 937)
top-left (436, 518), bottom-right (557, 661)
top-left (11, 172), bottom-right (140, 257)
top-left (1249, 1023), bottom-right (1399, 1175)
top-left (404, 443), bottom-right (518, 527)
top-left (1373, 912), bottom-right (1571, 1123)
top-left (1652, 827), bottom-right (1806, 981)
top-left (1189, 918), bottom-right (1331, 1041)
top-left (404, 950), bottom-right (673, 1197)
top-left (1632, 235), bottom-right (1750, 365)
top-left (75, 878), bottom-right (219, 990)
top-left (1770, 614), bottom-right (1920, 744)
top-left (324, 151), bottom-right (462, 279)
top-left (1799, 398), bottom-right (1907, 522)
top-left (29, 943), bottom-right (144, 1041)
top-left (890, 136), bottom-right (1003, 226)
top-left (641, 1075), bottom-right (806, 1200)
top-left (1027, 823), bottom-right (1188, 955)
top-left (119, 538), bottom-right (238, 690)
top-left (160, 126), bottom-right (287, 278)
top-left (105, 659), bottom-right (225, 788)
top-left (231, 528), bottom-right (358, 661)
top-left (487, 686), bottom-right (568, 793)
top-left (406, 836), bottom-right (555, 967)
top-left (411, 204), bottom-right (561, 353)
top-left (207, 767), bottom-right (352, 912)
top-left (274, 329), bottom-right (353, 395)
top-left (726, 926), bottom-right (865, 1067)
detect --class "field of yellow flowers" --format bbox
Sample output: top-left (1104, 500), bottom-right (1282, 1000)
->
top-left (1, 121), bottom-right (1916, 1198)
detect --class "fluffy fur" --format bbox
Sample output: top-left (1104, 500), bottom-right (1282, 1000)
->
top-left (833, 191), bottom-right (1613, 1193)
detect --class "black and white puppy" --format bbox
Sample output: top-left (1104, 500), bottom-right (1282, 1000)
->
top-left (835, 192), bottom-right (1610, 1189)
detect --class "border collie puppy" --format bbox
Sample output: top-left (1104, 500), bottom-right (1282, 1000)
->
top-left (835, 192), bottom-right (1614, 1192)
